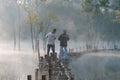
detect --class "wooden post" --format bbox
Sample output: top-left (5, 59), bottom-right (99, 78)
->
top-left (48, 59), bottom-right (52, 80)
top-left (42, 75), bottom-right (46, 80)
top-left (27, 75), bottom-right (32, 80)
top-left (71, 76), bottom-right (74, 80)
top-left (35, 69), bottom-right (39, 80)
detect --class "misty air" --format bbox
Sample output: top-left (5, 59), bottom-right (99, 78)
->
top-left (0, 0), bottom-right (120, 80)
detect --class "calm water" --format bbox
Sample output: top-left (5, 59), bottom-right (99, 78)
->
top-left (1, 41), bottom-right (120, 80)
top-left (69, 51), bottom-right (120, 80)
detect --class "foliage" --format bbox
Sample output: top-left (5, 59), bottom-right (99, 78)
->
top-left (25, 10), bottom-right (44, 31)
top-left (114, 10), bottom-right (120, 23)
top-left (25, 11), bottom-right (39, 23)
top-left (38, 21), bottom-right (43, 33)
top-left (15, 0), bottom-right (120, 41)
top-left (81, 0), bottom-right (94, 12)
top-left (99, 0), bottom-right (109, 7)
top-left (45, 12), bottom-right (60, 22)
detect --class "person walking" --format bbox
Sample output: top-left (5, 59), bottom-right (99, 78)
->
top-left (58, 30), bottom-right (69, 60)
top-left (46, 29), bottom-right (57, 57)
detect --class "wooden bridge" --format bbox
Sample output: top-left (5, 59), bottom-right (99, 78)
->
top-left (69, 48), bottom-right (120, 58)
top-left (27, 53), bottom-right (74, 80)
top-left (27, 43), bottom-right (120, 80)
top-left (68, 42), bottom-right (120, 58)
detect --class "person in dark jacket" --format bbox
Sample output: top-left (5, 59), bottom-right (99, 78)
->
top-left (58, 30), bottom-right (69, 60)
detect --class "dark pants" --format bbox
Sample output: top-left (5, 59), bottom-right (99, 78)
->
top-left (47, 44), bottom-right (55, 57)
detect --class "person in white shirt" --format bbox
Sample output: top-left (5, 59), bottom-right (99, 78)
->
top-left (46, 29), bottom-right (56, 57)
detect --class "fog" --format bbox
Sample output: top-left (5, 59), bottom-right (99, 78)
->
top-left (0, 41), bottom-right (43, 80)
top-left (0, 0), bottom-right (120, 80)
top-left (0, 49), bottom-right (38, 80)
top-left (0, 0), bottom-right (120, 41)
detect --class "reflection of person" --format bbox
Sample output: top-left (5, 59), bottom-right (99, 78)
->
top-left (58, 30), bottom-right (69, 60)
top-left (46, 29), bottom-right (57, 57)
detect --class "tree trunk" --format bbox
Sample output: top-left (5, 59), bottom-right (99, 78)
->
top-left (30, 23), bottom-right (34, 52)
top-left (35, 26), bottom-right (39, 52)
top-left (18, 25), bottom-right (21, 51)
top-left (18, 6), bottom-right (21, 51)
top-left (42, 31), bottom-right (47, 53)
top-left (35, 0), bottom-right (40, 52)
top-left (13, 25), bottom-right (16, 50)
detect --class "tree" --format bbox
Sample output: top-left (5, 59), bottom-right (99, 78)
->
top-left (99, 0), bottom-right (109, 7)
top-left (13, 24), bottom-right (17, 50)
top-left (81, 0), bottom-right (116, 42)
top-left (81, 0), bottom-right (96, 41)
top-left (15, 0), bottom-right (60, 52)
top-left (17, 2), bottom-right (22, 51)
top-left (81, 0), bottom-right (94, 12)
top-left (42, 12), bottom-right (60, 53)
top-left (114, 10), bottom-right (120, 23)
top-left (113, 0), bottom-right (120, 23)
top-left (13, 0), bottom-right (23, 50)
top-left (98, 0), bottom-right (110, 14)
top-left (21, 0), bottom-right (45, 52)
top-left (25, 11), bottom-right (40, 52)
